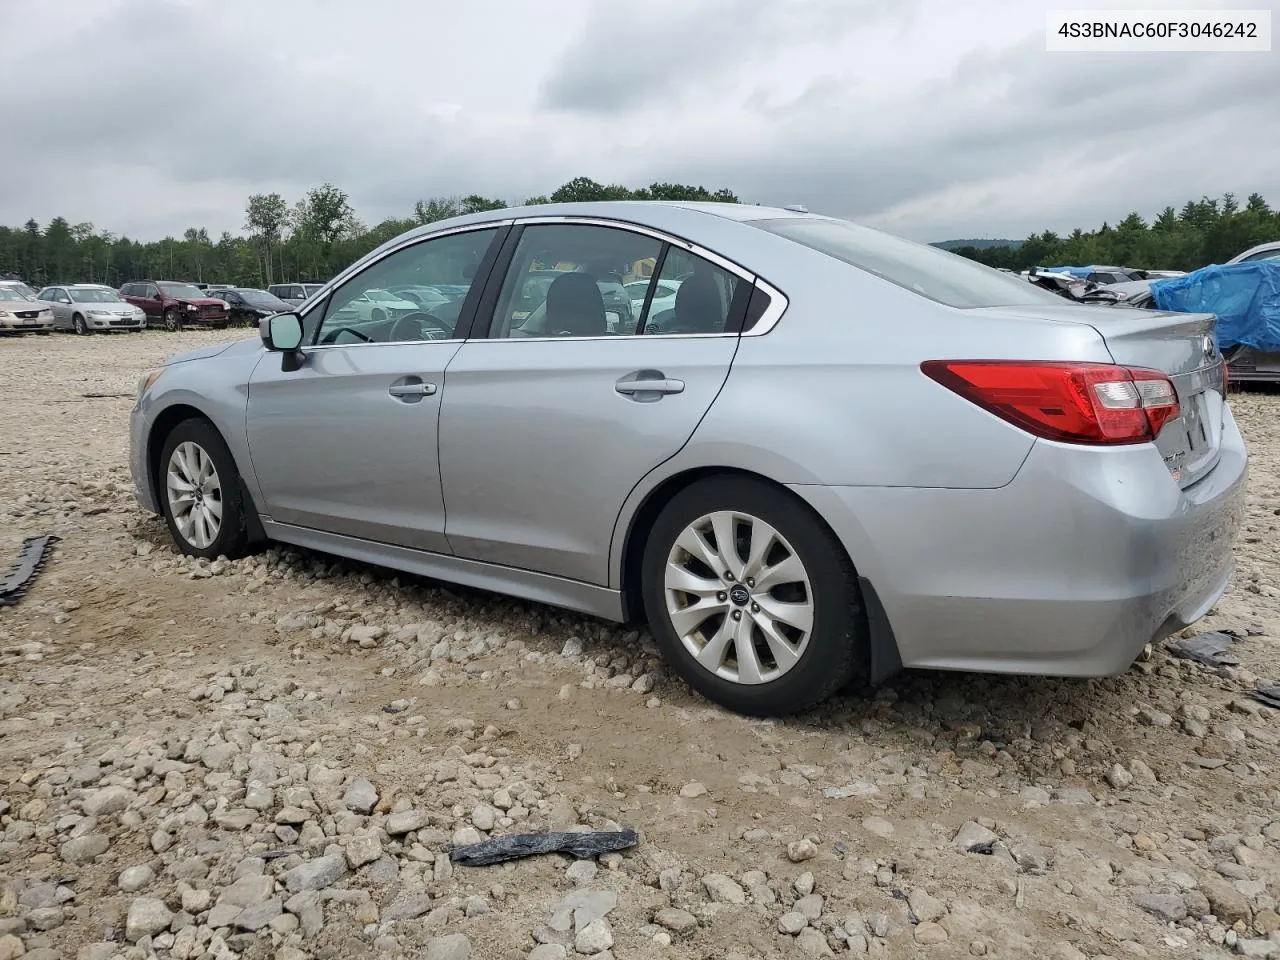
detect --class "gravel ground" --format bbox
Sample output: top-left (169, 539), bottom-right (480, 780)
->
top-left (1, 329), bottom-right (1278, 960)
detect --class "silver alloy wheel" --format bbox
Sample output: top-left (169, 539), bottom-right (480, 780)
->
top-left (166, 441), bottom-right (223, 549)
top-left (664, 510), bottom-right (814, 685)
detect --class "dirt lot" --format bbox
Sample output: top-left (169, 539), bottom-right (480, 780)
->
top-left (1, 329), bottom-right (1278, 960)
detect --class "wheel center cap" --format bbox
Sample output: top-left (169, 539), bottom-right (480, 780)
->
top-left (729, 584), bottom-right (750, 606)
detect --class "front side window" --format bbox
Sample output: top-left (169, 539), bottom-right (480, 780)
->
top-left (312, 227), bottom-right (498, 346)
top-left (488, 224), bottom-right (664, 338)
top-left (750, 217), bottom-right (1070, 309)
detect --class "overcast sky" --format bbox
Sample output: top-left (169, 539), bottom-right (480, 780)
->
top-left (2, 0), bottom-right (1276, 242)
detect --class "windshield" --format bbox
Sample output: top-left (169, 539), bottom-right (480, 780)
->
top-left (70, 288), bottom-right (123, 303)
top-left (158, 282), bottom-right (205, 299)
top-left (0, 286), bottom-right (33, 301)
top-left (750, 217), bottom-right (1069, 309)
top-left (237, 289), bottom-right (291, 309)
top-left (302, 284), bottom-right (324, 297)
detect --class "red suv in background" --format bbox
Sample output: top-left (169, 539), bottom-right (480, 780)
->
top-left (120, 280), bottom-right (230, 331)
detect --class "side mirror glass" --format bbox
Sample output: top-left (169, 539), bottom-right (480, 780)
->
top-left (262, 312), bottom-right (304, 351)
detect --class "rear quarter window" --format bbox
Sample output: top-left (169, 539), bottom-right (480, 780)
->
top-left (748, 217), bottom-right (1068, 309)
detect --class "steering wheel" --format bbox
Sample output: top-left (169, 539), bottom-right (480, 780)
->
top-left (389, 312), bottom-right (454, 342)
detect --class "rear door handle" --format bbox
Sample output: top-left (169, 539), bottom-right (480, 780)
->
top-left (615, 377), bottom-right (685, 396)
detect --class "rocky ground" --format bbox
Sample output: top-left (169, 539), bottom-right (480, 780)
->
top-left (0, 329), bottom-right (1278, 960)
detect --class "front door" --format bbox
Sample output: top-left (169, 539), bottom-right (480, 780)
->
top-left (438, 222), bottom-right (750, 585)
top-left (245, 225), bottom-right (503, 552)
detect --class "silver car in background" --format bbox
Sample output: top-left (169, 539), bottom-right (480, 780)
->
top-left (130, 201), bottom-right (1247, 717)
top-left (0, 288), bottom-right (53, 334)
top-left (37, 284), bottom-right (147, 333)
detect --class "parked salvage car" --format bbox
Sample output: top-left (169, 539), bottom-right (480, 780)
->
top-left (130, 201), bottom-right (1246, 717)
top-left (1095, 262), bottom-right (1280, 384)
top-left (0, 288), bottom-right (53, 334)
top-left (1227, 240), bottom-right (1280, 264)
top-left (212, 287), bottom-right (294, 327)
top-left (36, 283), bottom-right (146, 333)
top-left (0, 279), bottom-right (39, 300)
top-left (267, 282), bottom-right (326, 308)
top-left (120, 280), bottom-right (230, 330)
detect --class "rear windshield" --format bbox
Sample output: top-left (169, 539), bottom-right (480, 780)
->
top-left (749, 217), bottom-right (1068, 309)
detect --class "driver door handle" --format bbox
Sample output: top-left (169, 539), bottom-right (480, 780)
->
top-left (388, 380), bottom-right (437, 400)
top-left (615, 377), bottom-right (684, 396)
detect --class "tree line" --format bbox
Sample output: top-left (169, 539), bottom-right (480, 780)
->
top-left (2, 181), bottom-right (1275, 291)
top-left (0, 177), bottom-right (740, 290)
top-left (948, 192), bottom-right (1279, 272)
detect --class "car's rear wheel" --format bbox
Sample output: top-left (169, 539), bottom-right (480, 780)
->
top-left (158, 418), bottom-right (251, 560)
top-left (641, 476), bottom-right (867, 717)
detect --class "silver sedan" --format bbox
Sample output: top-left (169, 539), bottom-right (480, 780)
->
top-left (129, 201), bottom-right (1247, 716)
top-left (37, 284), bottom-right (146, 333)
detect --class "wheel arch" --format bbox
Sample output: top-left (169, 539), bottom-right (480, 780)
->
top-left (614, 465), bottom-right (903, 684)
top-left (146, 402), bottom-right (266, 542)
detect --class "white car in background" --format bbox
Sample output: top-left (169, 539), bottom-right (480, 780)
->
top-left (342, 288), bottom-right (421, 323)
top-left (37, 283), bottom-right (147, 334)
top-left (1228, 240), bottom-right (1280, 264)
top-left (624, 278), bottom-right (681, 321)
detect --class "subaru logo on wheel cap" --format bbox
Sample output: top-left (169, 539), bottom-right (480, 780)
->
top-left (729, 584), bottom-right (750, 606)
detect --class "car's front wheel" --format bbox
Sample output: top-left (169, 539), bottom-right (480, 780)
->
top-left (641, 476), bottom-right (868, 717)
top-left (158, 418), bottom-right (251, 559)
top-left (163, 308), bottom-right (183, 332)
top-left (72, 314), bottom-right (89, 335)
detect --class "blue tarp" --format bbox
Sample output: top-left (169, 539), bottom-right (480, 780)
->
top-left (1150, 261), bottom-right (1280, 352)
top-left (1041, 265), bottom-right (1092, 278)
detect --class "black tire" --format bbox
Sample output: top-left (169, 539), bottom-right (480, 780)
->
top-left (157, 418), bottom-right (253, 560)
top-left (641, 476), bottom-right (867, 717)
top-left (72, 313), bottom-right (89, 335)
top-left (163, 308), bottom-right (183, 332)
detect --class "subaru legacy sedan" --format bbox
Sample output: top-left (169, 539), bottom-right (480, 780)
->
top-left (129, 201), bottom-right (1247, 717)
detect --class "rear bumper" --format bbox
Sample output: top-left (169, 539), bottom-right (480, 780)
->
top-left (790, 403), bottom-right (1248, 677)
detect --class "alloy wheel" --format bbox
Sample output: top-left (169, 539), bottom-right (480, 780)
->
top-left (664, 510), bottom-right (814, 685)
top-left (166, 441), bottom-right (223, 549)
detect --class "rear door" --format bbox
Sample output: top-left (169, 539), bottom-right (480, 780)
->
top-left (437, 220), bottom-right (751, 585)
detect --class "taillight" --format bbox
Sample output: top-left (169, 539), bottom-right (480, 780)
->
top-left (921, 360), bottom-right (1181, 445)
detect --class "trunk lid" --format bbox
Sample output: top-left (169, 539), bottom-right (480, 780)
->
top-left (975, 303), bottom-right (1227, 487)
top-left (1083, 307), bottom-right (1224, 488)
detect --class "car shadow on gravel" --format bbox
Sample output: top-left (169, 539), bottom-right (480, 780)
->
top-left (130, 511), bottom-right (1156, 759)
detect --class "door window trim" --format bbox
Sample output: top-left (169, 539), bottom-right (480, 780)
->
top-left (299, 221), bottom-right (513, 350)
top-left (472, 215), bottom-right (789, 342)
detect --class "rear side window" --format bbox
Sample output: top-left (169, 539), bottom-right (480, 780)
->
top-left (749, 217), bottom-right (1068, 309)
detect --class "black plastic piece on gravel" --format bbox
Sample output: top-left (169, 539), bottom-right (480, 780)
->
top-left (1163, 631), bottom-right (1241, 667)
top-left (448, 828), bottom-right (639, 866)
top-left (0, 535), bottom-right (60, 607)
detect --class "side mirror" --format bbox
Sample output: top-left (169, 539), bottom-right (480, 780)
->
top-left (260, 312), bottom-right (303, 351)
top-left (153, 293), bottom-right (163, 301)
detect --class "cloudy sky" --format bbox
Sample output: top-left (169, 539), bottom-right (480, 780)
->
top-left (2, 0), bottom-right (1277, 242)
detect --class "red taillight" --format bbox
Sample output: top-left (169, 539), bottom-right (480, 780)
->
top-left (920, 360), bottom-right (1181, 446)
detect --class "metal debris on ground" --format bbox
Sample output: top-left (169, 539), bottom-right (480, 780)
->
top-left (1252, 681), bottom-right (1280, 710)
top-left (1163, 630), bottom-right (1242, 667)
top-left (448, 828), bottom-right (639, 867)
top-left (0, 535), bottom-right (60, 607)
